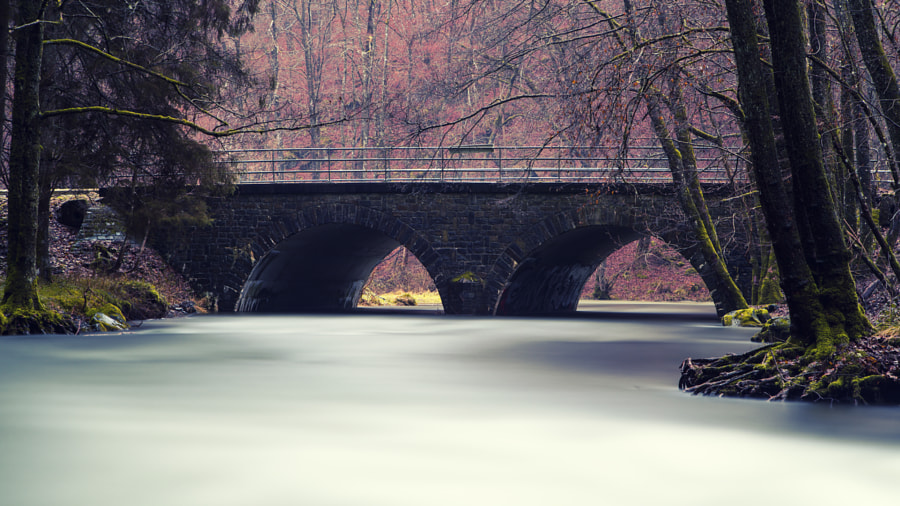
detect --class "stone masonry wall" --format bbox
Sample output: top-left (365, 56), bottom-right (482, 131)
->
top-left (153, 182), bottom-right (746, 315)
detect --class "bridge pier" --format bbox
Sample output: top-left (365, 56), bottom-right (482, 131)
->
top-left (440, 278), bottom-right (491, 315)
top-left (142, 183), bottom-right (750, 317)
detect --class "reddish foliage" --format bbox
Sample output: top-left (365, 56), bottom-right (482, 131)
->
top-left (579, 238), bottom-right (711, 302)
top-left (365, 238), bottom-right (710, 303)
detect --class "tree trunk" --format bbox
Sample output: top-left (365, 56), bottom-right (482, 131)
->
top-left (36, 177), bottom-right (52, 281)
top-left (724, 0), bottom-right (870, 352)
top-left (659, 67), bottom-right (724, 256)
top-left (0, 1), bottom-right (9, 175)
top-left (848, 0), bottom-right (900, 174)
top-left (646, 92), bottom-right (748, 314)
top-left (807, 1), bottom-right (840, 206)
top-left (3, 0), bottom-right (44, 310)
top-left (762, 0), bottom-right (869, 349)
top-left (614, 1), bottom-right (747, 315)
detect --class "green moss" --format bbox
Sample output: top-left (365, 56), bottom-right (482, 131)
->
top-left (115, 280), bottom-right (167, 320)
top-left (817, 377), bottom-right (854, 399)
top-left (38, 281), bottom-right (84, 314)
top-left (0, 307), bottom-right (77, 335)
top-left (47, 278), bottom-right (168, 322)
top-left (753, 317), bottom-right (791, 343)
top-left (757, 276), bottom-right (783, 304)
top-left (5, 276), bottom-right (173, 331)
top-left (723, 308), bottom-right (771, 327)
top-left (451, 271), bottom-right (483, 284)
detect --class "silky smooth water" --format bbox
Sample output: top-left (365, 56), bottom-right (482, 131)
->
top-left (1, 302), bottom-right (898, 505)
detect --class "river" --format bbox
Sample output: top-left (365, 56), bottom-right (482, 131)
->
top-left (1, 302), bottom-right (898, 505)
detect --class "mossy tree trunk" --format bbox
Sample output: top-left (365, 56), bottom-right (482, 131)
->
top-left (666, 75), bottom-right (724, 257)
top-left (763, 0), bottom-right (869, 345)
top-left (617, 1), bottom-right (748, 315)
top-left (723, 0), bottom-right (870, 353)
top-left (848, 0), bottom-right (900, 176)
top-left (646, 92), bottom-right (748, 314)
top-left (2, 0), bottom-right (45, 311)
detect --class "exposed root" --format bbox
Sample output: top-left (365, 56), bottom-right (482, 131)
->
top-left (0, 307), bottom-right (79, 335)
top-left (679, 338), bottom-right (900, 405)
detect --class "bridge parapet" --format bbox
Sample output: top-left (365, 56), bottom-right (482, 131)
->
top-left (217, 145), bottom-right (746, 185)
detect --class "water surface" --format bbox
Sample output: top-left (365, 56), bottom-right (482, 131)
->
top-left (1, 303), bottom-right (898, 505)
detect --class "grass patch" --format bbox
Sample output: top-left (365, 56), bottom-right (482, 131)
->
top-left (1, 275), bottom-right (171, 334)
top-left (40, 276), bottom-right (168, 322)
top-left (359, 290), bottom-right (442, 306)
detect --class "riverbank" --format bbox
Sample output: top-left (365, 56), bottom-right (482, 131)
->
top-left (0, 194), bottom-right (202, 333)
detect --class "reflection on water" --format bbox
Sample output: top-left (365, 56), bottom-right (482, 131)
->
top-left (1, 303), bottom-right (899, 506)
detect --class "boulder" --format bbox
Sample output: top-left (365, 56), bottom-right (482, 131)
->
top-left (57, 199), bottom-right (89, 229)
top-left (394, 293), bottom-right (417, 306)
top-left (752, 317), bottom-right (791, 343)
top-left (722, 308), bottom-right (771, 327)
top-left (91, 312), bottom-right (129, 332)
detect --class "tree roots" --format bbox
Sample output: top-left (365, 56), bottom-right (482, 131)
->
top-left (680, 338), bottom-right (900, 404)
top-left (0, 307), bottom-right (78, 335)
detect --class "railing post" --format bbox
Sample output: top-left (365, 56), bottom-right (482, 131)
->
top-left (271, 149), bottom-right (276, 182)
top-left (557, 148), bottom-right (561, 181)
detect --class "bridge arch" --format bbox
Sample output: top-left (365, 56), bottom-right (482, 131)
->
top-left (235, 203), bottom-right (443, 312)
top-left (488, 206), bottom-right (643, 315)
top-left (487, 206), bottom-right (732, 316)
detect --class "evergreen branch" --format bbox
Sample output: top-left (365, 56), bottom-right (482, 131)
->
top-left (39, 106), bottom-right (342, 137)
top-left (44, 38), bottom-right (191, 87)
top-left (43, 38), bottom-right (233, 127)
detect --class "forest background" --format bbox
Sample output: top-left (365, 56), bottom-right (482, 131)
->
top-left (216, 0), bottom-right (900, 320)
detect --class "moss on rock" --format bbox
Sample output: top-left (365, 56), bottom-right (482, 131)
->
top-left (115, 280), bottom-right (168, 320)
top-left (753, 316), bottom-right (791, 343)
top-left (90, 312), bottom-right (129, 332)
top-left (723, 308), bottom-right (771, 327)
top-left (451, 271), bottom-right (483, 284)
top-left (96, 303), bottom-right (126, 323)
top-left (88, 303), bottom-right (129, 331)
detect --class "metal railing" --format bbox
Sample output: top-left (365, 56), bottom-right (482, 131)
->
top-left (217, 145), bottom-right (747, 184)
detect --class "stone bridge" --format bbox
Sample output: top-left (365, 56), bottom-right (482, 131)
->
top-left (146, 182), bottom-right (751, 316)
